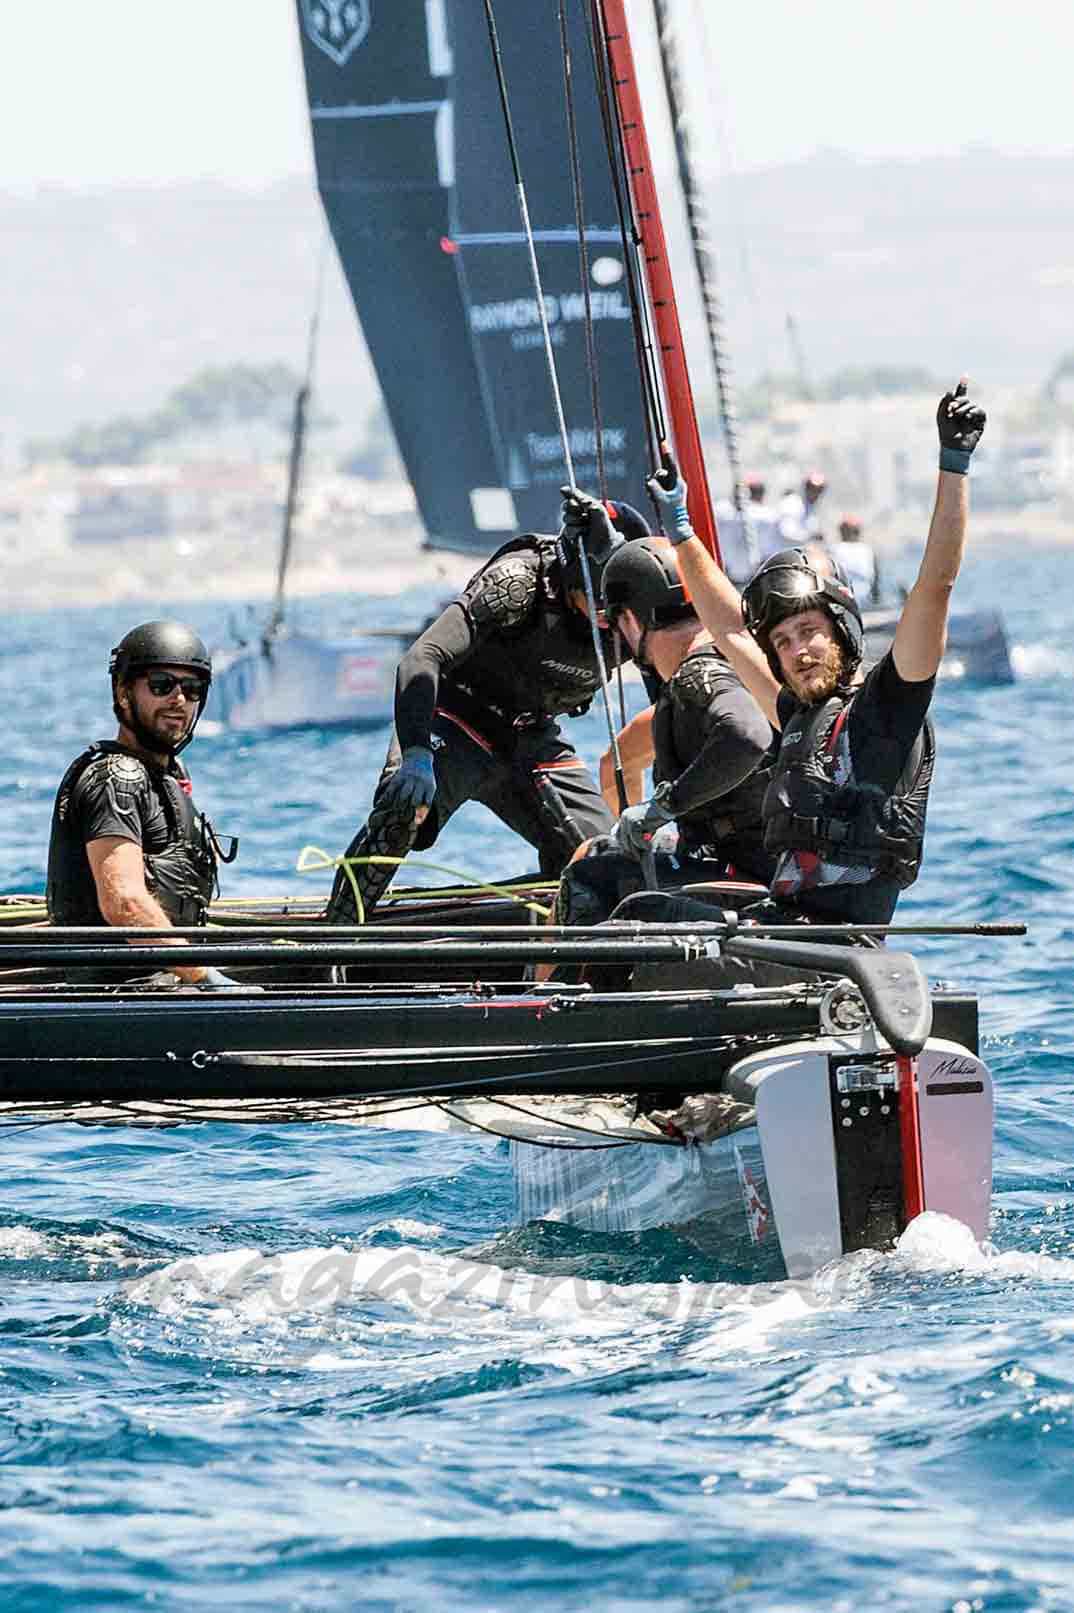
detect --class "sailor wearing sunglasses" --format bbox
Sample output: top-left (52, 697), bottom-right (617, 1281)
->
top-left (46, 621), bottom-right (247, 990)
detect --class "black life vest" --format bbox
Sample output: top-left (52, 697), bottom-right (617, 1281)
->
top-left (446, 535), bottom-right (615, 740)
top-left (47, 742), bottom-right (220, 927)
top-left (762, 694), bottom-right (934, 889)
top-left (651, 647), bottom-right (769, 854)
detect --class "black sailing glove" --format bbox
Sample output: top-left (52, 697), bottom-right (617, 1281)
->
top-left (559, 486), bottom-right (616, 547)
top-left (936, 379), bottom-right (986, 475)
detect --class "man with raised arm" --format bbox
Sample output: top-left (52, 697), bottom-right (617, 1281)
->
top-left (645, 382), bottom-right (986, 925)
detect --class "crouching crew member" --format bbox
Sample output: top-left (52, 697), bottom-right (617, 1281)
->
top-left (326, 492), bottom-right (650, 923)
top-left (47, 621), bottom-right (242, 988)
top-left (647, 380), bottom-right (987, 925)
top-left (554, 535), bottom-right (776, 930)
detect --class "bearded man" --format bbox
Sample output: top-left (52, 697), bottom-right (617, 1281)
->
top-left (647, 381), bottom-right (986, 925)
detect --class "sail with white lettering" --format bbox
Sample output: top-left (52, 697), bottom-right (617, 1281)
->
top-left (295, 0), bottom-right (513, 550)
top-left (445, 0), bottom-right (653, 537)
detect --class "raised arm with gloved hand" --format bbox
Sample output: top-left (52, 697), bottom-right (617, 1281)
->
top-left (892, 379), bottom-right (986, 682)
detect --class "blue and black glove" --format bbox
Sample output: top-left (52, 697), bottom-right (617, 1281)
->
top-left (645, 459), bottom-right (694, 545)
top-left (614, 782), bottom-right (677, 861)
top-left (937, 379), bottom-right (986, 474)
top-left (380, 746), bottom-right (437, 817)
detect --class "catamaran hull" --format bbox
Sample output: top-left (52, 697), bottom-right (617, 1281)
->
top-left (509, 1034), bottom-right (992, 1277)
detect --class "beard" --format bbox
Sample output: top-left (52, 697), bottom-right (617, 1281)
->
top-left (122, 688), bottom-right (194, 756)
top-left (785, 637), bottom-right (846, 704)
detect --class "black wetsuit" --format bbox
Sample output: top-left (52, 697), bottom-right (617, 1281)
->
top-left (327, 538), bottom-right (622, 922)
top-left (556, 642), bottom-right (775, 926)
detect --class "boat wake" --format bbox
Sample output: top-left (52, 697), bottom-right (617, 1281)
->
top-left (110, 1211), bottom-right (1074, 1386)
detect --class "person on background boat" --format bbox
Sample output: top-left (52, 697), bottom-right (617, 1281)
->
top-left (714, 473), bottom-right (784, 582)
top-left (552, 534), bottom-right (776, 934)
top-left (646, 380), bottom-right (986, 927)
top-left (779, 469), bottom-right (828, 542)
top-left (830, 512), bottom-right (882, 604)
top-left (325, 493), bottom-right (651, 923)
top-left (46, 621), bottom-right (242, 988)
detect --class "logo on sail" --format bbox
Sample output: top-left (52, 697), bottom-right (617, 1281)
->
top-left (301, 0), bottom-right (371, 66)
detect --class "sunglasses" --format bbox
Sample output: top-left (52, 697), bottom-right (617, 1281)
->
top-left (144, 672), bottom-right (206, 700)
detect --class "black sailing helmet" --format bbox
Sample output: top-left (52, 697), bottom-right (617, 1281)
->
top-left (602, 536), bottom-right (694, 631)
top-left (741, 547), bottom-right (863, 681)
top-left (556, 500), bottom-right (651, 596)
top-left (109, 620), bottom-right (213, 754)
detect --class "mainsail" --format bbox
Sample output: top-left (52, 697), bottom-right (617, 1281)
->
top-left (295, 0), bottom-right (512, 550)
top-left (446, 0), bottom-right (653, 535)
top-left (296, 1), bottom-right (656, 552)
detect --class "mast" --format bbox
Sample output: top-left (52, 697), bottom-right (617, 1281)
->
top-left (266, 255), bottom-right (323, 642)
top-left (595, 0), bottom-right (721, 564)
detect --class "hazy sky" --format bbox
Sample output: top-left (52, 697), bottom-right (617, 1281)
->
top-left (0, 0), bottom-right (1067, 190)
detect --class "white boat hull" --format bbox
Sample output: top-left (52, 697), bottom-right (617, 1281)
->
top-left (208, 632), bottom-right (401, 733)
top-left (506, 1034), bottom-right (993, 1276)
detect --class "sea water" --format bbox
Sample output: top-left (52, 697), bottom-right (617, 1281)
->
top-left (0, 542), bottom-right (1071, 1611)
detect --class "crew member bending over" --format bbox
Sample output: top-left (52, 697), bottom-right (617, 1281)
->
top-left (326, 492), bottom-right (649, 923)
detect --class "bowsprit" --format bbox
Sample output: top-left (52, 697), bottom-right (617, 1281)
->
top-left (300, 0), bottom-right (371, 66)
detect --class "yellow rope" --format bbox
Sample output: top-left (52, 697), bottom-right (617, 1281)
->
top-left (295, 846), bottom-right (553, 920)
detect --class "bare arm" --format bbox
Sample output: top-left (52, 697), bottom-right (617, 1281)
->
top-left (600, 706), bottom-right (655, 811)
top-left (891, 470), bottom-right (968, 682)
top-left (87, 837), bottom-right (206, 984)
top-left (892, 380), bottom-right (985, 681)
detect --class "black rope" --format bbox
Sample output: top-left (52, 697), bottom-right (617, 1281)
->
top-left (433, 1101), bottom-right (634, 1152)
top-left (559, 0), bottom-right (606, 498)
top-left (584, 0), bottom-right (666, 469)
top-left (650, 0), bottom-right (755, 569)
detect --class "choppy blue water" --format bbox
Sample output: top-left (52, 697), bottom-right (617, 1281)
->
top-left (0, 544), bottom-right (1071, 1611)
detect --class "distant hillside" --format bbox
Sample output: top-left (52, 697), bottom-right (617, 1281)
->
top-left (2, 150), bottom-right (1072, 450)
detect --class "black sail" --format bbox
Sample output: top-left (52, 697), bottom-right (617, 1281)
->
top-left (295, 0), bottom-right (512, 550)
top-left (445, 0), bottom-right (653, 536)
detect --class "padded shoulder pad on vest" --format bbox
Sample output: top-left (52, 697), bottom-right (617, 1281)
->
top-left (672, 652), bottom-right (733, 710)
top-left (103, 751), bottom-right (150, 793)
top-left (468, 555), bottom-right (539, 631)
top-left (80, 750), bottom-right (150, 805)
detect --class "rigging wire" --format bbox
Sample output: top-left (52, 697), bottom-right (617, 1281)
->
top-left (689, 0), bottom-right (772, 404)
top-left (584, 0), bottom-right (667, 469)
top-left (651, 0), bottom-right (756, 571)
top-left (481, 0), bottom-right (575, 486)
top-left (481, 0), bottom-right (628, 811)
top-left (558, 0), bottom-right (607, 499)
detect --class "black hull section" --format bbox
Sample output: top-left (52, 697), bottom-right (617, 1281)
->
top-left (0, 984), bottom-right (977, 1106)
